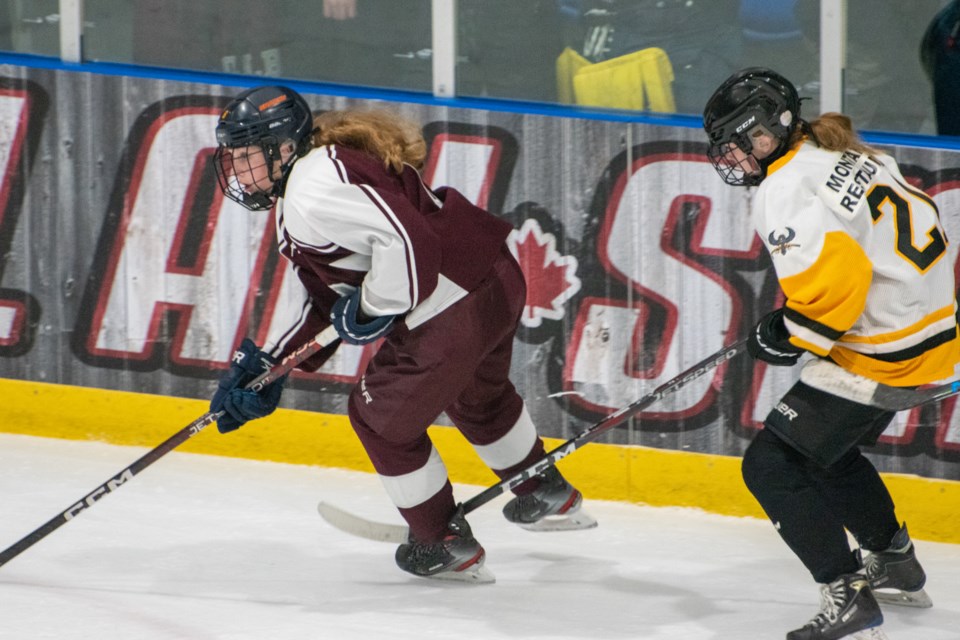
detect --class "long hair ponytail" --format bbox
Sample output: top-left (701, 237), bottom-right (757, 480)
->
top-left (310, 110), bottom-right (427, 173)
top-left (790, 112), bottom-right (879, 156)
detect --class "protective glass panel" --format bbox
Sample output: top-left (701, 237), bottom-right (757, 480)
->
top-left (0, 1), bottom-right (62, 56)
top-left (82, 0), bottom-right (433, 92)
top-left (456, 0), bottom-right (823, 118)
top-left (845, 0), bottom-right (949, 136)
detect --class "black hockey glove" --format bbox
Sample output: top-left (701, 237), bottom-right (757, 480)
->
top-left (210, 338), bottom-right (287, 433)
top-left (747, 308), bottom-right (803, 366)
top-left (330, 289), bottom-right (395, 345)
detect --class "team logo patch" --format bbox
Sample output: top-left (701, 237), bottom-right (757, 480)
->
top-left (768, 227), bottom-right (800, 256)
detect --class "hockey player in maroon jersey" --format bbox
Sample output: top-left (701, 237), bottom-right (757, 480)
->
top-left (208, 85), bottom-right (595, 583)
top-left (703, 68), bottom-right (959, 639)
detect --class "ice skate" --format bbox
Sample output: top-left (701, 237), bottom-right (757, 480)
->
top-left (502, 466), bottom-right (597, 532)
top-left (395, 508), bottom-right (495, 584)
top-left (860, 523), bottom-right (933, 608)
top-left (786, 574), bottom-right (887, 640)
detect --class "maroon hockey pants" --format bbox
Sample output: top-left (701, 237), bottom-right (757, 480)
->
top-left (347, 247), bottom-right (546, 541)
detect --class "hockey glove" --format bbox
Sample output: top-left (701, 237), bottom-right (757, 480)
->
top-left (210, 338), bottom-right (288, 433)
top-left (330, 289), bottom-right (395, 345)
top-left (747, 308), bottom-right (804, 366)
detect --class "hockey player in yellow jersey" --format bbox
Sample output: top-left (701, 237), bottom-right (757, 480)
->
top-left (703, 68), bottom-right (959, 640)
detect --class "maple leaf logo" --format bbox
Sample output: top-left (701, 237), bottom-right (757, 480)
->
top-left (508, 218), bottom-right (581, 328)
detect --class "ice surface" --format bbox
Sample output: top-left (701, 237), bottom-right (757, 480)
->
top-left (1, 433), bottom-right (958, 640)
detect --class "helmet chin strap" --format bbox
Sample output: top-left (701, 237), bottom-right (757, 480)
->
top-left (755, 154), bottom-right (777, 179)
top-left (241, 190), bottom-right (276, 210)
top-left (264, 140), bottom-right (300, 201)
top-left (752, 134), bottom-right (795, 182)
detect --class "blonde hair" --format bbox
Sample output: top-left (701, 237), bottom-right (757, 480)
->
top-left (790, 112), bottom-right (879, 156)
top-left (310, 109), bottom-right (427, 173)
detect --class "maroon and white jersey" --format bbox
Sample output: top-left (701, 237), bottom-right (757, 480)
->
top-left (262, 144), bottom-right (513, 365)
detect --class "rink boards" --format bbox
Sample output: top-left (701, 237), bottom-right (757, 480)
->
top-left (0, 59), bottom-right (958, 542)
top-left (3, 377), bottom-right (958, 545)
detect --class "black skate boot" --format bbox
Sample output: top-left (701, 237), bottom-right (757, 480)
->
top-left (502, 466), bottom-right (597, 531)
top-left (395, 508), bottom-right (495, 584)
top-left (787, 574), bottom-right (887, 640)
top-left (860, 523), bottom-right (932, 608)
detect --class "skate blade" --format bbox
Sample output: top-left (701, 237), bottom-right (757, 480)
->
top-left (518, 509), bottom-right (598, 532)
top-left (873, 586), bottom-right (933, 608)
top-left (426, 563), bottom-right (496, 584)
top-left (849, 626), bottom-right (890, 640)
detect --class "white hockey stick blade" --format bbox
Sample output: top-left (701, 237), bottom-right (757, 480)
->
top-left (517, 508), bottom-right (598, 532)
top-left (317, 501), bottom-right (409, 544)
top-left (872, 586), bottom-right (933, 608)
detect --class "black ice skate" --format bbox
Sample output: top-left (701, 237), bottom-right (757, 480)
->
top-left (502, 466), bottom-right (597, 532)
top-left (395, 508), bottom-right (495, 584)
top-left (860, 523), bottom-right (933, 608)
top-left (787, 574), bottom-right (887, 640)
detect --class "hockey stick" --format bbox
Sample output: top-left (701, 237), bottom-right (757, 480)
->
top-left (0, 325), bottom-right (340, 569)
top-left (800, 358), bottom-right (960, 412)
top-left (318, 338), bottom-right (749, 543)
top-left (319, 345), bottom-right (960, 543)
top-left (868, 379), bottom-right (960, 411)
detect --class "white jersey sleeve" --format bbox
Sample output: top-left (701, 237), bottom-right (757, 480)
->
top-left (281, 150), bottom-right (426, 316)
top-left (754, 142), bottom-right (959, 386)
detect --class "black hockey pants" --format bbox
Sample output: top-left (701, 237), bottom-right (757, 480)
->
top-left (741, 382), bottom-right (902, 583)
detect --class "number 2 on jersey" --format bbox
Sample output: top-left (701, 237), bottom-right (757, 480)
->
top-left (867, 183), bottom-right (947, 272)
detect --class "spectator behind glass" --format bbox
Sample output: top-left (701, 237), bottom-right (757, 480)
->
top-left (559, 0), bottom-right (741, 115)
top-left (921, 0), bottom-right (960, 136)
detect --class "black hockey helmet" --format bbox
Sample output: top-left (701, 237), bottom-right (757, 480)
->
top-left (213, 85), bottom-right (313, 210)
top-left (702, 67), bottom-right (802, 186)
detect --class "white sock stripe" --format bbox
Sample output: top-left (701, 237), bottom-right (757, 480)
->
top-left (471, 405), bottom-right (539, 471)
top-left (378, 446), bottom-right (449, 509)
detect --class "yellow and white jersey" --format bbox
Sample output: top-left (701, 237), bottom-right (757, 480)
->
top-left (754, 140), bottom-right (959, 386)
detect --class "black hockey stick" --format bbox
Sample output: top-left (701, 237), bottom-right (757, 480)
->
top-left (0, 325), bottom-right (340, 569)
top-left (800, 358), bottom-right (960, 412)
top-left (318, 337), bottom-right (749, 542)
top-left (856, 378), bottom-right (960, 411)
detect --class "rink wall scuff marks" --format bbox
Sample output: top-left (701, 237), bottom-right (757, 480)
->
top-left (0, 61), bottom-right (958, 541)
